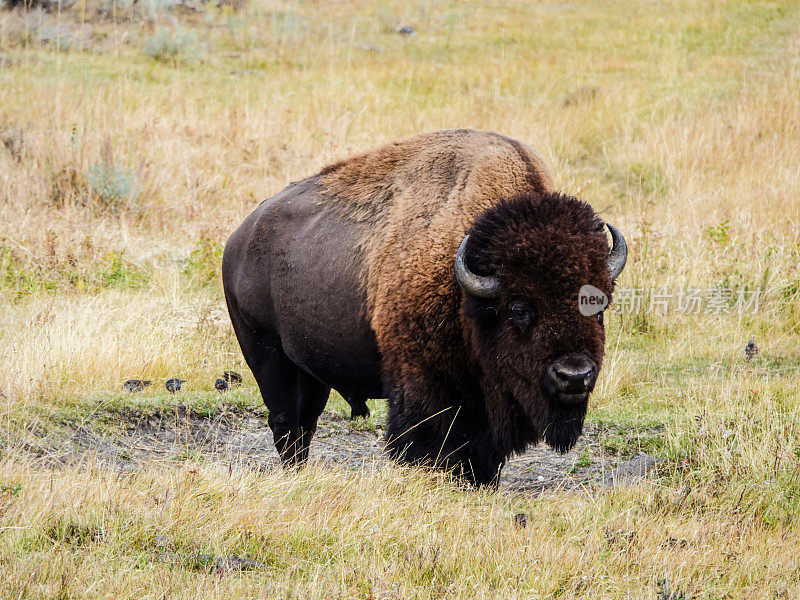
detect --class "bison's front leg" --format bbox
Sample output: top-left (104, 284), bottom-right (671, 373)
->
top-left (385, 389), bottom-right (504, 488)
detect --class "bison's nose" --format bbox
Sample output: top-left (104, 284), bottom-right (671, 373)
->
top-left (546, 354), bottom-right (597, 403)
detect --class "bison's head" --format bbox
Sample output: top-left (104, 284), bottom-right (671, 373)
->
top-left (456, 192), bottom-right (626, 454)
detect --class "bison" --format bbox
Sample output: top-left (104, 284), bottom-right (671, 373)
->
top-left (222, 129), bottom-right (627, 486)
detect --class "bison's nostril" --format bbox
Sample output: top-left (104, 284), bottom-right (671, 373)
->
top-left (548, 355), bottom-right (597, 394)
top-left (576, 365), bottom-right (597, 386)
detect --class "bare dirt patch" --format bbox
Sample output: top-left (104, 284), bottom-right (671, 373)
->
top-left (11, 404), bottom-right (661, 492)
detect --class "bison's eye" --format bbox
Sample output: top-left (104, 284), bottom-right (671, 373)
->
top-left (508, 301), bottom-right (535, 331)
top-left (597, 311), bottom-right (605, 326)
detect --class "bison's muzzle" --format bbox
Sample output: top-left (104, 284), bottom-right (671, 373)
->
top-left (544, 353), bottom-right (598, 405)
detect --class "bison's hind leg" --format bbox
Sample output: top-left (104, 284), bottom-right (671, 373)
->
top-left (243, 338), bottom-right (328, 468)
top-left (295, 370), bottom-right (331, 462)
top-left (269, 369), bottom-right (329, 468)
top-left (251, 347), bottom-right (303, 467)
top-left (224, 295), bottom-right (324, 467)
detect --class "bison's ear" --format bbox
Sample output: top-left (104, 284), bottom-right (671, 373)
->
top-left (606, 224), bottom-right (627, 281)
top-left (455, 235), bottom-right (500, 299)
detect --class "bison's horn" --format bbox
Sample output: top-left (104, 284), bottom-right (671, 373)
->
top-left (606, 223), bottom-right (627, 281)
top-left (455, 235), bottom-right (500, 299)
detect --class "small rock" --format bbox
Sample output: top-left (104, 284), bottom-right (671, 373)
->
top-left (215, 378), bottom-right (230, 393)
top-left (513, 513), bottom-right (527, 529)
top-left (536, 475), bottom-right (545, 482)
top-left (154, 535), bottom-right (174, 550)
top-left (211, 554), bottom-right (263, 572)
top-left (602, 452), bottom-right (658, 487)
top-left (396, 25), bottom-right (415, 36)
top-left (656, 571), bottom-right (686, 600)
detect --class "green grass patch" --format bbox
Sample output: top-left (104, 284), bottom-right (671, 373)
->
top-left (0, 245), bottom-right (149, 299)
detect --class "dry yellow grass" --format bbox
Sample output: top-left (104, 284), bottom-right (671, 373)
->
top-left (2, 452), bottom-right (800, 599)
top-left (1, 0), bottom-right (800, 597)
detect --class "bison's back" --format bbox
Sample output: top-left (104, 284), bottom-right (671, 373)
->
top-left (318, 129), bottom-right (552, 228)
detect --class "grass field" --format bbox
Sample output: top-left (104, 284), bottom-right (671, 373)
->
top-left (1, 0), bottom-right (800, 597)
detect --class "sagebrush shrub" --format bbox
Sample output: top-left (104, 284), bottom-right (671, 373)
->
top-left (87, 160), bottom-right (137, 209)
top-left (143, 27), bottom-right (204, 65)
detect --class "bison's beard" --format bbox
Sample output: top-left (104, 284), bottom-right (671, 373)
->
top-left (544, 400), bottom-right (587, 453)
top-left (480, 369), bottom-right (588, 457)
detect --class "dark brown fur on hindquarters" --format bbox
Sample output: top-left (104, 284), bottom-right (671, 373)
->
top-left (222, 129), bottom-right (626, 485)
